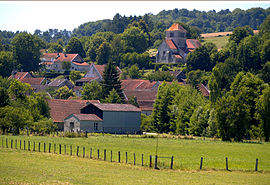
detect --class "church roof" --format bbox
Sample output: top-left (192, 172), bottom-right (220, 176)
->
top-left (186, 39), bottom-right (202, 50)
top-left (167, 23), bottom-right (187, 32)
top-left (165, 39), bottom-right (178, 50)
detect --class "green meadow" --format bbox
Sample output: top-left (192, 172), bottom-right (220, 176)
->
top-left (1, 135), bottom-right (270, 171)
top-left (202, 36), bottom-right (229, 49)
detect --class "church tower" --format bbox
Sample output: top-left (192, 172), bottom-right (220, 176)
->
top-left (165, 23), bottom-right (187, 49)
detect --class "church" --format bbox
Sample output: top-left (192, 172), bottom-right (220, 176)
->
top-left (156, 23), bottom-right (201, 64)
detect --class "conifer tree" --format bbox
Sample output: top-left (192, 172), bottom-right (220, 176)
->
top-left (104, 88), bottom-right (122, 103)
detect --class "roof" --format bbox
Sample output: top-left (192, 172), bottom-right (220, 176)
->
top-left (72, 61), bottom-right (89, 66)
top-left (174, 54), bottom-right (182, 59)
top-left (121, 79), bottom-right (159, 91)
top-left (124, 89), bottom-right (157, 101)
top-left (165, 39), bottom-right (178, 50)
top-left (91, 103), bottom-right (141, 112)
top-left (186, 39), bottom-right (201, 50)
top-left (167, 23), bottom-right (187, 32)
top-left (9, 72), bottom-right (31, 80)
top-left (48, 79), bottom-right (68, 87)
top-left (198, 84), bottom-right (210, 97)
top-left (41, 53), bottom-right (79, 63)
top-left (90, 63), bottom-right (122, 77)
top-left (20, 77), bottom-right (45, 85)
top-left (76, 77), bottom-right (98, 83)
top-left (48, 99), bottom-right (100, 123)
top-left (71, 114), bottom-right (103, 121)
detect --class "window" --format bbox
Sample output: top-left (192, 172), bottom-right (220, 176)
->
top-left (94, 122), bottom-right (98, 131)
top-left (170, 32), bottom-right (174, 37)
top-left (70, 122), bottom-right (74, 131)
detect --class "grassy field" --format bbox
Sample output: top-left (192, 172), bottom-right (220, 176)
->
top-left (202, 36), bottom-right (229, 49)
top-left (1, 148), bottom-right (270, 185)
top-left (1, 135), bottom-right (270, 172)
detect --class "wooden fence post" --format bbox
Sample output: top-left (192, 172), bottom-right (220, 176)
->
top-left (39, 142), bottom-right (41, 152)
top-left (134, 153), bottom-right (136, 165)
top-left (6, 138), bottom-right (8, 148)
top-left (54, 144), bottom-right (56, 154)
top-left (154, 155), bottom-right (158, 169)
top-left (64, 145), bottom-right (66, 155)
top-left (28, 141), bottom-right (30, 151)
top-left (200, 157), bottom-right (203, 170)
top-left (142, 154), bottom-right (144, 166)
top-left (226, 157), bottom-right (229, 171)
top-left (126, 152), bottom-right (128, 163)
top-left (90, 148), bottom-right (92, 158)
top-left (77, 146), bottom-right (79, 157)
top-left (49, 143), bottom-right (51, 153)
top-left (97, 149), bottom-right (99, 159)
top-left (33, 142), bottom-right (35, 152)
top-left (24, 140), bottom-right (25, 150)
top-left (20, 140), bottom-right (21, 149)
top-left (104, 149), bottom-right (106, 161)
top-left (15, 139), bottom-right (17, 149)
top-left (255, 158), bottom-right (258, 171)
top-left (11, 139), bottom-right (13, 149)
top-left (59, 144), bottom-right (61, 154)
top-left (70, 145), bottom-right (72, 156)
top-left (118, 151), bottom-right (120, 163)
top-left (149, 155), bottom-right (152, 168)
top-left (44, 143), bottom-right (46, 152)
top-left (1, 137), bottom-right (3, 148)
top-left (171, 156), bottom-right (174, 169)
top-left (111, 150), bottom-right (112, 162)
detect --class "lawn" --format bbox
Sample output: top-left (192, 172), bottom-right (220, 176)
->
top-left (202, 36), bottom-right (229, 49)
top-left (0, 148), bottom-right (269, 185)
top-left (1, 135), bottom-right (270, 172)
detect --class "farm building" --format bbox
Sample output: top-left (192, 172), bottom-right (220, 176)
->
top-left (64, 103), bottom-right (141, 134)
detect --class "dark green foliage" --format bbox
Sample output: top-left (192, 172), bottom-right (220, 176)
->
top-left (86, 35), bottom-right (106, 62)
top-left (11, 32), bottom-right (45, 72)
top-left (187, 70), bottom-right (211, 88)
top-left (81, 80), bottom-right (103, 100)
top-left (128, 64), bottom-right (140, 79)
top-left (229, 26), bottom-right (254, 45)
top-left (147, 71), bottom-right (174, 82)
top-left (96, 41), bottom-right (112, 64)
top-left (53, 86), bottom-right (75, 99)
top-left (65, 37), bottom-right (86, 58)
top-left (101, 61), bottom-right (123, 101)
top-left (48, 43), bottom-right (63, 53)
top-left (0, 87), bottom-right (9, 107)
top-left (69, 71), bottom-right (81, 83)
top-left (62, 61), bottom-right (71, 72)
top-left (0, 51), bottom-right (15, 77)
top-left (259, 62), bottom-right (270, 83)
top-left (104, 88), bottom-right (122, 104)
top-left (120, 52), bottom-right (151, 69)
top-left (128, 96), bottom-right (139, 107)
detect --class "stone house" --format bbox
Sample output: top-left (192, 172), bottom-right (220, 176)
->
top-left (156, 23), bottom-right (201, 64)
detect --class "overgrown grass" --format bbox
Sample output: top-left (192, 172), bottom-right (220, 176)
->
top-left (1, 135), bottom-right (270, 172)
top-left (0, 148), bottom-right (270, 185)
top-left (202, 36), bottom-right (229, 49)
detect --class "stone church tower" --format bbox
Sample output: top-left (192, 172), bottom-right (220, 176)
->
top-left (165, 23), bottom-right (187, 49)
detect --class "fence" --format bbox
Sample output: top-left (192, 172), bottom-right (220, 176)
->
top-left (0, 137), bottom-right (262, 171)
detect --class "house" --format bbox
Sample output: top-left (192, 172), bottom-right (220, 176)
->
top-left (77, 63), bottom-right (122, 86)
top-left (40, 53), bottom-right (90, 72)
top-left (65, 103), bottom-right (141, 134)
top-left (156, 23), bottom-right (201, 63)
top-left (121, 79), bottom-right (160, 91)
top-left (47, 99), bottom-right (100, 130)
top-left (169, 71), bottom-right (186, 83)
top-left (198, 83), bottom-right (210, 99)
top-left (9, 71), bottom-right (32, 80)
top-left (48, 78), bottom-right (74, 89)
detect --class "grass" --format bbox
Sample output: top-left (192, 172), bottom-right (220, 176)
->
top-left (202, 36), bottom-right (229, 49)
top-left (1, 135), bottom-right (270, 172)
top-left (0, 148), bottom-right (270, 185)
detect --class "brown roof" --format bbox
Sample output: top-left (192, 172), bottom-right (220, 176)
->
top-left (167, 23), bottom-right (187, 32)
top-left (20, 77), bottom-right (45, 85)
top-left (124, 89), bottom-right (157, 101)
top-left (9, 72), bottom-right (31, 80)
top-left (174, 54), bottom-right (182, 59)
top-left (48, 99), bottom-right (100, 123)
top-left (198, 84), bottom-right (210, 97)
top-left (72, 61), bottom-right (89, 66)
top-left (121, 79), bottom-right (159, 90)
top-left (76, 77), bottom-right (98, 83)
top-left (42, 53), bottom-right (80, 63)
top-left (91, 103), bottom-right (141, 112)
top-left (92, 64), bottom-right (122, 76)
top-left (71, 114), bottom-right (103, 121)
top-left (138, 100), bottom-right (155, 111)
top-left (165, 39), bottom-right (178, 50)
top-left (186, 39), bottom-right (201, 49)
top-left (48, 79), bottom-right (69, 87)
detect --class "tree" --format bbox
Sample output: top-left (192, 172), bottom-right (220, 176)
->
top-left (30, 118), bottom-right (56, 135)
top-left (81, 80), bottom-right (103, 100)
top-left (48, 43), bottom-right (63, 53)
top-left (229, 26), bottom-right (253, 45)
top-left (128, 64), bottom-right (140, 79)
top-left (0, 51), bottom-right (15, 77)
top-left (121, 26), bottom-right (149, 53)
top-left (11, 32), bottom-right (44, 72)
top-left (189, 105), bottom-right (210, 136)
top-left (256, 86), bottom-right (270, 142)
top-left (54, 86), bottom-right (75, 99)
top-left (151, 82), bottom-right (173, 133)
top-left (86, 35), bottom-right (106, 62)
top-left (186, 70), bottom-right (210, 88)
top-left (0, 87), bottom-right (9, 107)
top-left (65, 37), bottom-right (86, 58)
top-left (101, 61), bottom-right (123, 100)
top-left (62, 61), bottom-right (71, 72)
top-left (259, 62), bottom-right (270, 83)
top-left (104, 88), bottom-right (122, 103)
top-left (147, 71), bottom-right (174, 82)
top-left (96, 41), bottom-right (112, 65)
top-left (260, 40), bottom-right (270, 64)
top-left (8, 79), bottom-right (32, 101)
top-left (69, 71), bottom-right (81, 83)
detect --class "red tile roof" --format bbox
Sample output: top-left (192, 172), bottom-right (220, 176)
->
top-left (174, 54), bottom-right (182, 59)
top-left (9, 72), bottom-right (31, 80)
top-left (72, 61), bottom-right (89, 66)
top-left (186, 39), bottom-right (201, 50)
top-left (124, 89), bottom-right (157, 101)
top-left (92, 64), bottom-right (122, 77)
top-left (198, 84), bottom-right (210, 97)
top-left (48, 99), bottom-right (100, 123)
top-left (76, 77), bottom-right (98, 83)
top-left (165, 39), bottom-right (178, 50)
top-left (167, 23), bottom-right (187, 32)
top-left (72, 114), bottom-right (103, 121)
top-left (20, 77), bottom-right (45, 85)
top-left (42, 53), bottom-right (79, 63)
top-left (121, 79), bottom-right (159, 90)
top-left (91, 103), bottom-right (141, 112)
